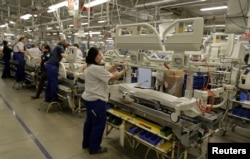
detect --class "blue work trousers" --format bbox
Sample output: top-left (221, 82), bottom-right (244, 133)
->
top-left (13, 52), bottom-right (25, 82)
top-left (45, 63), bottom-right (58, 101)
top-left (82, 100), bottom-right (108, 152)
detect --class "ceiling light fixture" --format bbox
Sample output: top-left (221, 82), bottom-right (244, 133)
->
top-left (204, 24), bottom-right (226, 28)
top-left (0, 24), bottom-right (6, 28)
top-left (48, 1), bottom-right (68, 10)
top-left (81, 23), bottom-right (88, 25)
top-left (98, 20), bottom-right (106, 23)
top-left (20, 14), bottom-right (32, 20)
top-left (200, 6), bottom-right (227, 11)
top-left (83, 31), bottom-right (101, 35)
top-left (84, 0), bottom-right (110, 8)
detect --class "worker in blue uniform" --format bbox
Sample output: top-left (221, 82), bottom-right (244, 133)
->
top-left (81, 47), bottom-right (128, 155)
top-left (31, 44), bottom-right (51, 99)
top-left (45, 40), bottom-right (68, 102)
top-left (12, 37), bottom-right (30, 82)
top-left (1, 40), bottom-right (13, 78)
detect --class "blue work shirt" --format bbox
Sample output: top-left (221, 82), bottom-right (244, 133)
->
top-left (47, 45), bottom-right (64, 67)
top-left (40, 52), bottom-right (50, 71)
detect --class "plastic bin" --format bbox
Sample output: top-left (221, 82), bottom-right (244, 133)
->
top-left (128, 126), bottom-right (141, 134)
top-left (148, 135), bottom-right (161, 145)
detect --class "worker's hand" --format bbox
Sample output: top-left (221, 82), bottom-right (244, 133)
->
top-left (82, 64), bottom-right (87, 70)
top-left (27, 52), bottom-right (33, 57)
top-left (123, 65), bottom-right (129, 72)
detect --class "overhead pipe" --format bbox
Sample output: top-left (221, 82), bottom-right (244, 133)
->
top-left (135, 0), bottom-right (206, 9)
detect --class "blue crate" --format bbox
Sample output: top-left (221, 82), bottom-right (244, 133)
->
top-left (139, 130), bottom-right (147, 140)
top-left (144, 132), bottom-right (153, 142)
top-left (139, 131), bottom-right (152, 141)
top-left (245, 109), bottom-right (250, 119)
top-left (232, 107), bottom-right (240, 116)
top-left (128, 126), bottom-right (141, 134)
top-left (148, 135), bottom-right (162, 145)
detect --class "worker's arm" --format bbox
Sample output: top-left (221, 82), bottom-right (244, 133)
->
top-left (61, 53), bottom-right (67, 58)
top-left (107, 64), bottom-right (119, 73)
top-left (109, 65), bottom-right (128, 81)
top-left (82, 64), bottom-right (87, 70)
top-left (17, 45), bottom-right (31, 56)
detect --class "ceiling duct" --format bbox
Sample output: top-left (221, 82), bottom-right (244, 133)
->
top-left (135, 0), bottom-right (206, 9)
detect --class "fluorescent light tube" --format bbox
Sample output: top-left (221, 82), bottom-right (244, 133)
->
top-left (0, 24), bottom-right (6, 28)
top-left (204, 24), bottom-right (226, 28)
top-left (98, 20), bottom-right (106, 23)
top-left (20, 14), bottom-right (32, 20)
top-left (84, 0), bottom-right (110, 8)
top-left (200, 6), bottom-right (227, 11)
top-left (48, 1), bottom-right (68, 10)
top-left (84, 31), bottom-right (101, 35)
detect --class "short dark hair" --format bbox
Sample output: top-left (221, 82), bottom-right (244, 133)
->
top-left (18, 37), bottom-right (26, 41)
top-left (86, 47), bottom-right (99, 65)
top-left (3, 40), bottom-right (8, 45)
top-left (74, 44), bottom-right (79, 48)
top-left (42, 44), bottom-right (51, 52)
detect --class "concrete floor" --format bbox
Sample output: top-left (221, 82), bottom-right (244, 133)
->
top-left (0, 74), bottom-right (250, 159)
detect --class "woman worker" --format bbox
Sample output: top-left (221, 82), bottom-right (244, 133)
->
top-left (31, 44), bottom-right (51, 99)
top-left (13, 37), bottom-right (30, 82)
top-left (1, 40), bottom-right (13, 78)
top-left (45, 40), bottom-right (68, 102)
top-left (81, 47), bottom-right (128, 154)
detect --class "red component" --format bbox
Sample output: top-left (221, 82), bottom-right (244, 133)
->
top-left (80, 2), bottom-right (94, 12)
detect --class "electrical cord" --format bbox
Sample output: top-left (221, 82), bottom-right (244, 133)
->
top-left (195, 62), bottom-right (215, 113)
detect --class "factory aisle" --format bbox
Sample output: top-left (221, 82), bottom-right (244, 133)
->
top-left (0, 76), bottom-right (250, 159)
top-left (0, 78), bottom-right (135, 159)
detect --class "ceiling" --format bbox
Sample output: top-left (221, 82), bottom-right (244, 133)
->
top-left (0, 0), bottom-right (231, 41)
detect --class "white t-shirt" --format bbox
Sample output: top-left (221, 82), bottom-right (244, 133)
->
top-left (28, 47), bottom-right (41, 57)
top-left (82, 64), bottom-right (112, 102)
top-left (76, 49), bottom-right (83, 59)
top-left (13, 42), bottom-right (24, 52)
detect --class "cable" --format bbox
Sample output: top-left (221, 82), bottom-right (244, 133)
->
top-left (116, 0), bottom-right (121, 24)
top-left (195, 62), bottom-right (215, 113)
top-left (239, 0), bottom-right (247, 26)
top-left (227, 17), bottom-right (250, 29)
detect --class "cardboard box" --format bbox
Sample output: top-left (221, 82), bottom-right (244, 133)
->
top-left (164, 70), bottom-right (185, 97)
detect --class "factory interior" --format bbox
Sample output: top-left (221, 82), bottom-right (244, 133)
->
top-left (0, 0), bottom-right (250, 159)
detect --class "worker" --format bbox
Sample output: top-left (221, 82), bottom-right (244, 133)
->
top-left (28, 44), bottom-right (41, 57)
top-left (31, 44), bottom-right (51, 99)
top-left (73, 43), bottom-right (83, 60)
top-left (44, 40), bottom-right (68, 102)
top-left (1, 40), bottom-right (13, 78)
top-left (13, 37), bottom-right (30, 82)
top-left (81, 47), bottom-right (128, 155)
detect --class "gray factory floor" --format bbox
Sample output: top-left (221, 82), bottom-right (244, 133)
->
top-left (0, 75), bottom-right (250, 159)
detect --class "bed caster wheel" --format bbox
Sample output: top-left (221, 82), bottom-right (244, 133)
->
top-left (170, 112), bottom-right (180, 123)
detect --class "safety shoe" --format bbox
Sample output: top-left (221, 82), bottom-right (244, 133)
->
top-left (31, 96), bottom-right (39, 99)
top-left (89, 147), bottom-right (108, 155)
